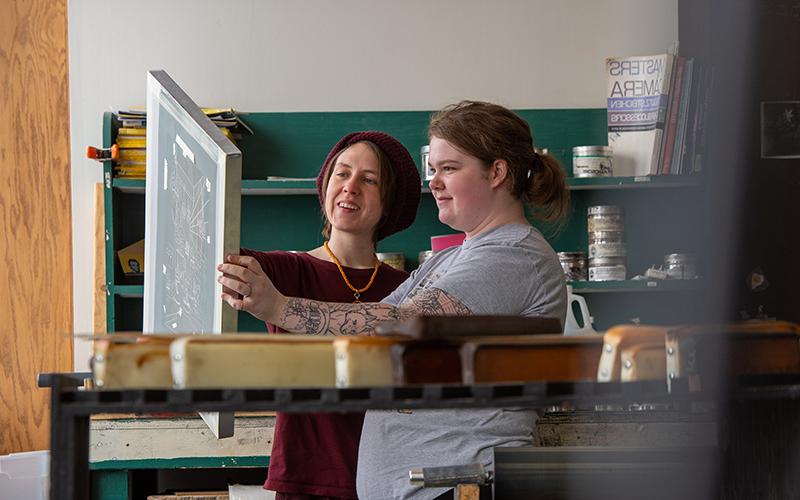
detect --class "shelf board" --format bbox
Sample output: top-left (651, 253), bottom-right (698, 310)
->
top-left (567, 175), bottom-right (701, 190)
top-left (111, 177), bottom-right (432, 195)
top-left (111, 178), bottom-right (145, 193)
top-left (91, 455), bottom-right (268, 470)
top-left (113, 175), bottom-right (699, 194)
top-left (113, 285), bottom-right (143, 298)
top-left (569, 279), bottom-right (701, 293)
top-left (242, 178), bottom-right (316, 194)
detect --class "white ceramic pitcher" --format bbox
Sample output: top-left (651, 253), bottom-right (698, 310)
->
top-left (564, 285), bottom-right (598, 335)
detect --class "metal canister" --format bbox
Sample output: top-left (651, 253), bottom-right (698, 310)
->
top-left (557, 251), bottom-right (588, 281)
top-left (418, 250), bottom-right (435, 267)
top-left (377, 252), bottom-right (405, 271)
top-left (420, 145), bottom-right (432, 182)
top-left (588, 256), bottom-right (626, 281)
top-left (573, 146), bottom-right (613, 177)
top-left (665, 253), bottom-right (697, 279)
top-left (588, 231), bottom-right (626, 259)
top-left (587, 205), bottom-right (625, 233)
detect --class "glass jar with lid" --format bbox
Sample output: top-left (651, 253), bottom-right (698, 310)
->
top-left (587, 205), bottom-right (625, 233)
top-left (588, 231), bottom-right (626, 259)
top-left (557, 251), bottom-right (588, 281)
top-left (588, 256), bottom-right (626, 281)
top-left (573, 145), bottom-right (613, 177)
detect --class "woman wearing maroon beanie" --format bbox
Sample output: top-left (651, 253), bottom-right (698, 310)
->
top-left (238, 131), bottom-right (420, 499)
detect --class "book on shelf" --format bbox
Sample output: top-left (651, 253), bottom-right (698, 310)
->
top-left (114, 164), bottom-right (146, 172)
top-left (116, 136), bottom-right (146, 148)
top-left (672, 58), bottom-right (694, 174)
top-left (202, 108), bottom-right (255, 135)
top-left (114, 108), bottom-right (253, 135)
top-left (606, 53), bottom-right (675, 177)
top-left (658, 56), bottom-right (685, 175)
top-left (120, 118), bottom-right (146, 128)
top-left (656, 58), bottom-right (707, 175)
top-left (110, 108), bottom-right (245, 179)
top-left (117, 148), bottom-right (146, 163)
top-left (118, 127), bottom-right (146, 136)
top-left (115, 126), bottom-right (232, 148)
top-left (690, 65), bottom-right (715, 175)
top-left (654, 55), bottom-right (680, 174)
top-left (117, 109), bottom-right (147, 128)
top-left (681, 64), bottom-right (705, 176)
top-left (114, 169), bottom-right (145, 179)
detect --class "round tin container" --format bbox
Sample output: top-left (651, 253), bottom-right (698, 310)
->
top-left (420, 145), bottom-right (432, 182)
top-left (587, 205), bottom-right (625, 233)
top-left (557, 251), bottom-right (588, 281)
top-left (573, 146), bottom-right (613, 177)
top-left (664, 253), bottom-right (697, 279)
top-left (376, 252), bottom-right (405, 271)
top-left (588, 256), bottom-right (626, 281)
top-left (588, 231), bottom-right (626, 259)
top-left (418, 250), bottom-right (435, 267)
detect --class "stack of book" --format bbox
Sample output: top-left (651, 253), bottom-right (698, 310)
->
top-left (606, 52), bottom-right (713, 177)
top-left (114, 110), bottom-right (146, 178)
top-left (112, 108), bottom-right (252, 179)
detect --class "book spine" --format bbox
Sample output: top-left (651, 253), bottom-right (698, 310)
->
top-left (650, 54), bottom-right (676, 174)
top-left (673, 59), bottom-right (694, 175)
top-left (118, 127), bottom-right (147, 136)
top-left (659, 57), bottom-right (686, 175)
top-left (684, 64), bottom-right (705, 175)
top-left (693, 66), bottom-right (716, 174)
top-left (116, 137), bottom-right (147, 148)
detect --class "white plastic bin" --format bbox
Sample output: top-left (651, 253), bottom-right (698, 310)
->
top-left (0, 450), bottom-right (49, 500)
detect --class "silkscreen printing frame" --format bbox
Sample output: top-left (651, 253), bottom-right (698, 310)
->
top-left (143, 70), bottom-right (241, 438)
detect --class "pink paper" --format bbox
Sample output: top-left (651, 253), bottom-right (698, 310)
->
top-left (430, 233), bottom-right (466, 252)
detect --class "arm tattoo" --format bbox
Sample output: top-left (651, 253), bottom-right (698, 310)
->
top-left (406, 287), bottom-right (472, 315)
top-left (279, 297), bottom-right (404, 336)
top-left (277, 287), bottom-right (470, 336)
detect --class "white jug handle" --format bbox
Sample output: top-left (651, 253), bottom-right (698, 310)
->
top-left (573, 294), bottom-right (591, 329)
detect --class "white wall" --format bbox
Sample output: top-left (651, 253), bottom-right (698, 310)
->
top-left (68, 0), bottom-right (678, 368)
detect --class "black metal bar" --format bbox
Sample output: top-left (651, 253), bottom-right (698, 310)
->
top-left (38, 371), bottom-right (91, 388)
top-left (49, 375), bottom-right (90, 500)
top-left (73, 414), bottom-right (91, 500)
top-left (49, 376), bottom-right (67, 500)
top-left (51, 380), bottom-right (695, 414)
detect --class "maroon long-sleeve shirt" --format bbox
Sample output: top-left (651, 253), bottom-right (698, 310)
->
top-left (240, 249), bottom-right (408, 499)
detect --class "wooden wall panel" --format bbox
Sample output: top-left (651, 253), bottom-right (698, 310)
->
top-left (94, 183), bottom-right (106, 334)
top-left (0, 0), bottom-right (73, 453)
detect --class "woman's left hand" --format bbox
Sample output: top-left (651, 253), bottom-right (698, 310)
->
top-left (217, 254), bottom-right (285, 323)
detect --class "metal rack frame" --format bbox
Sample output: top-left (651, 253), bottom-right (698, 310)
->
top-left (39, 373), bottom-right (800, 500)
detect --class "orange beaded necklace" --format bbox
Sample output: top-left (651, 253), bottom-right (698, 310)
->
top-left (323, 241), bottom-right (380, 302)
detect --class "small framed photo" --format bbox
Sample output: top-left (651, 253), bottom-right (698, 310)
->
top-left (761, 101), bottom-right (800, 158)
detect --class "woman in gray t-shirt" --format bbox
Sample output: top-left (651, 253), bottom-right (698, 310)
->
top-left (218, 100), bottom-right (570, 500)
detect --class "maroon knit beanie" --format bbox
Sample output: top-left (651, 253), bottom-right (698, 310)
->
top-left (317, 131), bottom-right (421, 241)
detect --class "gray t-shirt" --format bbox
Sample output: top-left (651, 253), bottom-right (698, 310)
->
top-left (357, 223), bottom-right (567, 500)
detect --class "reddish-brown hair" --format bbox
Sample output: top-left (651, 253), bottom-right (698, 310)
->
top-left (428, 100), bottom-right (569, 224)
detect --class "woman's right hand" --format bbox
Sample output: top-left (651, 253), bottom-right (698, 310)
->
top-left (217, 254), bottom-right (286, 323)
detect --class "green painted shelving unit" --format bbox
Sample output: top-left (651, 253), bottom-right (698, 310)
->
top-left (103, 108), bottom-right (705, 332)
